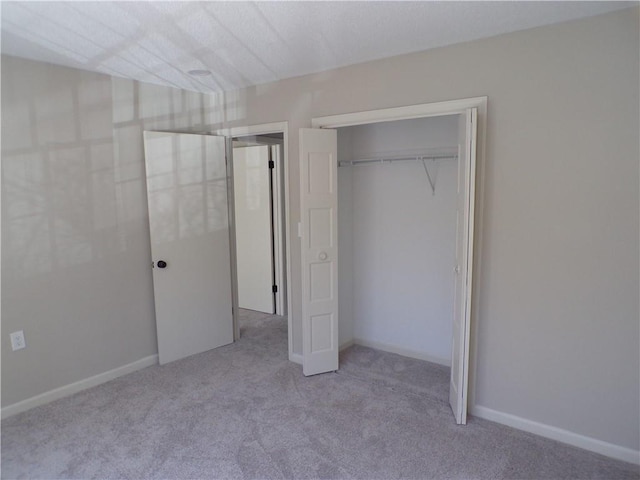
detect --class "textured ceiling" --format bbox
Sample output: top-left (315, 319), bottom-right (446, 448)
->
top-left (1, 1), bottom-right (635, 93)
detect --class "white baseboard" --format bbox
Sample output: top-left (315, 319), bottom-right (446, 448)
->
top-left (1, 355), bottom-right (158, 419)
top-left (471, 405), bottom-right (640, 465)
top-left (353, 338), bottom-right (451, 367)
top-left (289, 353), bottom-right (303, 365)
top-left (339, 340), bottom-right (355, 351)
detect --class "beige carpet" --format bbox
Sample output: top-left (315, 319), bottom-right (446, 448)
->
top-left (2, 310), bottom-right (638, 479)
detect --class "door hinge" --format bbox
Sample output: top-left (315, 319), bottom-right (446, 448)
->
top-left (268, 160), bottom-right (274, 169)
top-left (272, 285), bottom-right (278, 293)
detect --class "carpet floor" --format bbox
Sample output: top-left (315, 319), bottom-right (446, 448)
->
top-left (1, 310), bottom-right (638, 479)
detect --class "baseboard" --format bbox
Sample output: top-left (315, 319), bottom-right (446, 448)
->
top-left (1, 355), bottom-right (158, 419)
top-left (289, 353), bottom-right (303, 365)
top-left (353, 338), bottom-right (451, 367)
top-left (471, 405), bottom-right (640, 465)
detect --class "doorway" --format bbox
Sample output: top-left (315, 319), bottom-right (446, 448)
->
top-left (217, 122), bottom-right (293, 360)
top-left (143, 123), bottom-right (293, 366)
top-left (301, 97), bottom-right (484, 424)
top-left (336, 115), bottom-right (459, 367)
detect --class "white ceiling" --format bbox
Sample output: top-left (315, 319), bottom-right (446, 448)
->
top-left (1, 1), bottom-right (635, 93)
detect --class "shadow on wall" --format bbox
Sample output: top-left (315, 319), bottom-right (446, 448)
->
top-left (1, 64), bottom-right (245, 281)
top-left (144, 132), bottom-right (230, 246)
top-left (0, 55), bottom-right (254, 407)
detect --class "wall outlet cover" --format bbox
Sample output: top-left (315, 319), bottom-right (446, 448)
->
top-left (10, 331), bottom-right (26, 351)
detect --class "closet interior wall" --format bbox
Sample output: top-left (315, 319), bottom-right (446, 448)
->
top-left (337, 115), bottom-right (459, 366)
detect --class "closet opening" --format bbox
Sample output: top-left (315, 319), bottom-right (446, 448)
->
top-left (304, 97), bottom-right (482, 423)
top-left (336, 115), bottom-right (459, 370)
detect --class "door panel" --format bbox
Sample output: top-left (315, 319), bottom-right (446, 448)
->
top-left (233, 145), bottom-right (274, 314)
top-left (143, 131), bottom-right (234, 365)
top-left (449, 108), bottom-right (477, 424)
top-left (300, 128), bottom-right (339, 376)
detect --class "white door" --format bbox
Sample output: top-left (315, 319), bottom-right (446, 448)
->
top-left (270, 144), bottom-right (286, 316)
top-left (233, 145), bottom-right (274, 314)
top-left (299, 128), bottom-right (339, 376)
top-left (449, 108), bottom-right (477, 424)
top-left (143, 131), bottom-right (234, 365)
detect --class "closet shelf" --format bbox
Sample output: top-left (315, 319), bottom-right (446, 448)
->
top-left (338, 151), bottom-right (458, 196)
top-left (338, 153), bottom-right (457, 167)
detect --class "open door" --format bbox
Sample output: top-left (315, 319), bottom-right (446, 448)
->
top-left (449, 108), bottom-right (477, 424)
top-left (143, 131), bottom-right (234, 365)
top-left (299, 128), bottom-right (339, 376)
top-left (233, 145), bottom-right (274, 314)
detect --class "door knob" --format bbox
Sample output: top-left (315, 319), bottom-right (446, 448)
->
top-left (318, 252), bottom-right (328, 261)
top-left (157, 260), bottom-right (167, 269)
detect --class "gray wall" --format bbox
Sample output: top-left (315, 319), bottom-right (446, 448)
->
top-left (2, 7), bottom-right (638, 453)
top-left (1, 56), bottom-right (220, 405)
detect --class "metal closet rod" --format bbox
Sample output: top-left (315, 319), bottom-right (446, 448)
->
top-left (338, 153), bottom-right (457, 167)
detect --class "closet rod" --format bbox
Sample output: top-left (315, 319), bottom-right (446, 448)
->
top-left (338, 154), bottom-right (457, 167)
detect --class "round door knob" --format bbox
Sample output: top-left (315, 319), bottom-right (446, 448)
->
top-left (318, 252), bottom-right (328, 261)
top-left (157, 260), bottom-right (167, 269)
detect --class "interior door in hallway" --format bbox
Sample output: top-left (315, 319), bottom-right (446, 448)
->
top-left (233, 145), bottom-right (275, 314)
top-left (143, 131), bottom-right (234, 365)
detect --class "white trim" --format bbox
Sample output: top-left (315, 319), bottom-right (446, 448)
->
top-left (460, 107), bottom-right (478, 424)
top-left (312, 97), bottom-right (487, 129)
top-left (216, 122), bottom-right (287, 138)
top-left (471, 405), bottom-right (640, 465)
top-left (225, 137), bottom-right (242, 342)
top-left (339, 339), bottom-right (355, 351)
top-left (1, 355), bottom-right (158, 419)
top-left (353, 338), bottom-right (451, 367)
top-left (216, 122), bottom-right (293, 362)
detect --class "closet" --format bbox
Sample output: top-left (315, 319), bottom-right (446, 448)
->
top-left (337, 115), bottom-right (459, 367)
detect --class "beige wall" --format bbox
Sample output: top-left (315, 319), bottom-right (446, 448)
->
top-left (2, 7), bottom-right (638, 453)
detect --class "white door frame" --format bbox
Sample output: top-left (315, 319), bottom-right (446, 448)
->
top-left (311, 96), bottom-right (486, 416)
top-left (216, 122), bottom-right (293, 359)
top-left (312, 97), bottom-right (486, 129)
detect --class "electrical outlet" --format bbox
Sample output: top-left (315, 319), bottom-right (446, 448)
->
top-left (10, 331), bottom-right (26, 351)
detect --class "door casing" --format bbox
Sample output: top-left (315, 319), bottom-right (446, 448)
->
top-left (311, 96), bottom-right (487, 419)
